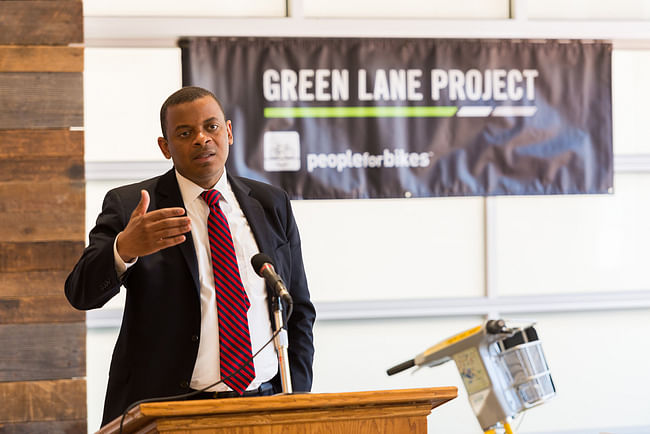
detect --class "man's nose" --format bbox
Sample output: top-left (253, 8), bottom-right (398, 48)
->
top-left (194, 129), bottom-right (211, 145)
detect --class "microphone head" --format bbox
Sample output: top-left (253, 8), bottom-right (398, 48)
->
top-left (251, 253), bottom-right (274, 277)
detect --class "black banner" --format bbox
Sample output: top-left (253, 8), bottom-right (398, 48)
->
top-left (181, 37), bottom-right (612, 199)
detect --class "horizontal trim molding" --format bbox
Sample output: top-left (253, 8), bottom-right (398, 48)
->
top-left (612, 153), bottom-right (650, 173)
top-left (87, 289), bottom-right (650, 328)
top-left (317, 290), bottom-right (650, 320)
top-left (85, 155), bottom-right (650, 182)
top-left (85, 160), bottom-right (172, 181)
top-left (84, 16), bottom-right (650, 48)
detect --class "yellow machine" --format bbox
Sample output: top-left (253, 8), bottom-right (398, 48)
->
top-left (387, 319), bottom-right (555, 433)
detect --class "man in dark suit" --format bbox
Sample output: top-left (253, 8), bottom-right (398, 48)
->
top-left (65, 86), bottom-right (315, 427)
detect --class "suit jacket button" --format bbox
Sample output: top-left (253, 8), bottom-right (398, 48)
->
top-left (191, 335), bottom-right (199, 342)
top-left (180, 381), bottom-right (189, 389)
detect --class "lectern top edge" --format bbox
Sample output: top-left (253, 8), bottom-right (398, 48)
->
top-left (137, 387), bottom-right (458, 417)
top-left (98, 387), bottom-right (457, 434)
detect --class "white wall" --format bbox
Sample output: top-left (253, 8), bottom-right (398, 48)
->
top-left (83, 1), bottom-right (650, 433)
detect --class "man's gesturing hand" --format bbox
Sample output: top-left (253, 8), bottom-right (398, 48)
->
top-left (116, 190), bottom-right (191, 263)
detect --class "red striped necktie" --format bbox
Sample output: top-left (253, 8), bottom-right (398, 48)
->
top-left (200, 189), bottom-right (255, 394)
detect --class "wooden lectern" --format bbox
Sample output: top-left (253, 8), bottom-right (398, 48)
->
top-left (98, 387), bottom-right (457, 434)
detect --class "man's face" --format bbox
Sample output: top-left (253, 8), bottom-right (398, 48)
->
top-left (157, 95), bottom-right (233, 189)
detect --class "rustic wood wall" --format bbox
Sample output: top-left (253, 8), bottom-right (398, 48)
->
top-left (0, 1), bottom-right (87, 432)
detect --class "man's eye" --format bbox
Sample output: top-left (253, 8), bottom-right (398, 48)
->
top-left (178, 131), bottom-right (191, 138)
top-left (208, 124), bottom-right (219, 130)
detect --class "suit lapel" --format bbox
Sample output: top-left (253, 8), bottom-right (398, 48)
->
top-left (228, 175), bottom-right (280, 326)
top-left (156, 169), bottom-right (201, 295)
top-left (228, 175), bottom-right (275, 258)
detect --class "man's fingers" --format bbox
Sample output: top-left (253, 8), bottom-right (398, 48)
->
top-left (148, 215), bottom-right (191, 231)
top-left (156, 224), bottom-right (191, 240)
top-left (156, 234), bottom-right (186, 249)
top-left (145, 207), bottom-right (187, 221)
top-left (132, 190), bottom-right (151, 217)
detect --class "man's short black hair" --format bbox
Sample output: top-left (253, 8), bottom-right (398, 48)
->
top-left (160, 86), bottom-right (226, 139)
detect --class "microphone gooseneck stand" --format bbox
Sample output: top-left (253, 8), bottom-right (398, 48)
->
top-left (271, 294), bottom-right (292, 394)
top-left (250, 252), bottom-right (294, 394)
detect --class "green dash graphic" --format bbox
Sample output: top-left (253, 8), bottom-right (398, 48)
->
top-left (264, 106), bottom-right (458, 118)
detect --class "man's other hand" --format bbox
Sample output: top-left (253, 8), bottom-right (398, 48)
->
top-left (116, 189), bottom-right (191, 262)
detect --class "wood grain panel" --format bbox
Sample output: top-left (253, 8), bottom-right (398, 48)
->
top-left (0, 129), bottom-right (83, 158)
top-left (0, 420), bottom-right (87, 434)
top-left (0, 1), bottom-right (87, 432)
top-left (155, 405), bottom-right (430, 433)
top-left (0, 379), bottom-right (86, 423)
top-left (0, 295), bottom-right (84, 324)
top-left (0, 270), bottom-right (71, 297)
top-left (0, 181), bottom-right (84, 242)
top-left (0, 323), bottom-right (85, 382)
top-left (0, 1), bottom-right (83, 46)
top-left (0, 72), bottom-right (83, 129)
top-left (0, 46), bottom-right (83, 72)
top-left (0, 241), bottom-right (84, 272)
top-left (0, 156), bottom-right (84, 182)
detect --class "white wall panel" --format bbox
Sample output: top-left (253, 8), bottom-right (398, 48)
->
top-left (84, 48), bottom-right (181, 162)
top-left (86, 329), bottom-right (119, 433)
top-left (613, 50), bottom-right (650, 155)
top-left (293, 196), bottom-right (485, 302)
top-left (494, 173), bottom-right (650, 295)
top-left (527, 0), bottom-right (650, 20)
top-left (84, 0), bottom-right (285, 17)
top-left (302, 0), bottom-right (509, 19)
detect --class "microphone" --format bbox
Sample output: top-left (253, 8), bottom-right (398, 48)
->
top-left (251, 253), bottom-right (293, 305)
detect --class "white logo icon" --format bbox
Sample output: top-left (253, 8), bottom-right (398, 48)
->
top-left (263, 131), bottom-right (301, 172)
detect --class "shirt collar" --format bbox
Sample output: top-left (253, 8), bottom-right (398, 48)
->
top-left (174, 168), bottom-right (230, 206)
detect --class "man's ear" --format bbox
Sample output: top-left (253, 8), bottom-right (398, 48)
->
top-left (157, 137), bottom-right (172, 159)
top-left (226, 120), bottom-right (233, 145)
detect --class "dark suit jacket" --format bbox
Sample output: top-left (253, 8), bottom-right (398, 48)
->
top-left (65, 169), bottom-right (315, 427)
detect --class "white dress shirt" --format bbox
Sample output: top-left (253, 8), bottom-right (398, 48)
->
top-left (115, 169), bottom-right (278, 392)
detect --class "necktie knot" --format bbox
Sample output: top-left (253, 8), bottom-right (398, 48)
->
top-left (201, 189), bottom-right (221, 207)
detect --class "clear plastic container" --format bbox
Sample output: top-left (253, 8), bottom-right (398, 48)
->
top-left (495, 340), bottom-right (556, 408)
